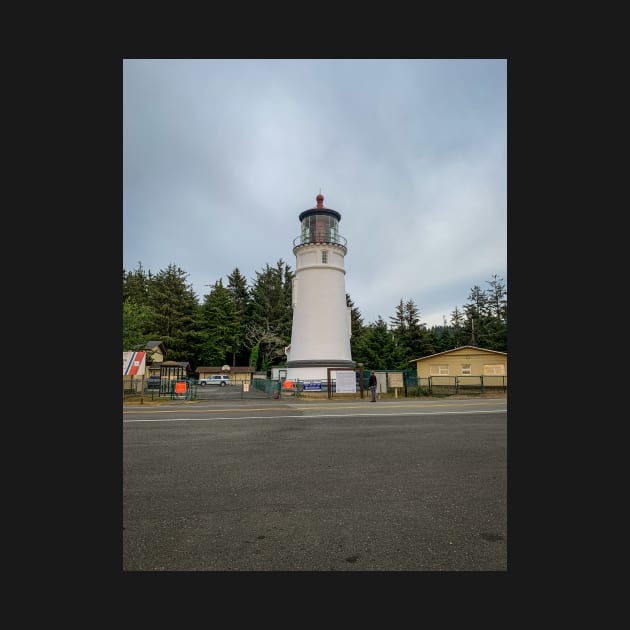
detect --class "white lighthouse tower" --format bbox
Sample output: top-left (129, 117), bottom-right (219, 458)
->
top-left (285, 194), bottom-right (355, 382)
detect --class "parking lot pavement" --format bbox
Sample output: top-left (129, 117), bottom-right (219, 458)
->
top-left (123, 409), bottom-right (507, 571)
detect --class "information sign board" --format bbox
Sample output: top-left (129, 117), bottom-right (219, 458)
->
top-left (389, 373), bottom-right (404, 388)
top-left (335, 371), bottom-right (356, 393)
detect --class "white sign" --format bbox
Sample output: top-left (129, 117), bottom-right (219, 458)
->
top-left (335, 371), bottom-right (356, 393)
top-left (122, 351), bottom-right (146, 376)
top-left (389, 372), bottom-right (404, 388)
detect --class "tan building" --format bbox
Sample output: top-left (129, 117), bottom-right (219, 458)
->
top-left (411, 345), bottom-right (507, 389)
top-left (144, 341), bottom-right (165, 364)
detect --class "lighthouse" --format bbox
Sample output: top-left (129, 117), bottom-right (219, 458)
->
top-left (285, 194), bottom-right (355, 382)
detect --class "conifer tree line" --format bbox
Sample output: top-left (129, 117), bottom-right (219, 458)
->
top-left (123, 260), bottom-right (507, 372)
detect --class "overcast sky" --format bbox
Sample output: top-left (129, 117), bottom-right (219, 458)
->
top-left (123, 59), bottom-right (506, 327)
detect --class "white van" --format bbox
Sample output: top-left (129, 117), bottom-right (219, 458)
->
top-left (198, 374), bottom-right (231, 387)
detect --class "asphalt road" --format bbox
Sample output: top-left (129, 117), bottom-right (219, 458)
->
top-left (123, 398), bottom-right (507, 571)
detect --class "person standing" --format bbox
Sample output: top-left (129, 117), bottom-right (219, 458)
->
top-left (368, 371), bottom-right (377, 402)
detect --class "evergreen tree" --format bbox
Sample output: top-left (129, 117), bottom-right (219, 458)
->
top-left (429, 324), bottom-right (454, 354)
top-left (402, 298), bottom-right (433, 360)
top-left (482, 316), bottom-right (508, 352)
top-left (482, 274), bottom-right (507, 351)
top-left (388, 299), bottom-right (412, 366)
top-left (388, 299), bottom-right (406, 332)
top-left (123, 262), bottom-right (150, 306)
top-left (226, 267), bottom-right (251, 366)
top-left (347, 293), bottom-right (366, 363)
top-left (249, 259), bottom-right (294, 368)
top-left (123, 300), bottom-right (153, 351)
top-left (486, 274), bottom-right (507, 324)
top-left (146, 264), bottom-right (199, 361)
top-left (388, 298), bottom-right (433, 364)
top-left (197, 279), bottom-right (241, 366)
top-left (355, 316), bottom-right (401, 370)
top-left (123, 263), bottom-right (160, 351)
top-left (449, 306), bottom-right (468, 348)
top-left (463, 284), bottom-right (488, 347)
top-left (461, 279), bottom-right (509, 350)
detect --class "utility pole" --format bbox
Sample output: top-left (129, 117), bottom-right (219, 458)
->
top-left (471, 318), bottom-right (476, 346)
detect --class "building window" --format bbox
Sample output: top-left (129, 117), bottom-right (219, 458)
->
top-left (322, 250), bottom-right (328, 264)
top-left (429, 365), bottom-right (449, 375)
top-left (461, 364), bottom-right (471, 375)
top-left (484, 364), bottom-right (505, 376)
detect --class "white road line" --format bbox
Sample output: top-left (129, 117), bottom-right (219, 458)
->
top-left (123, 400), bottom-right (507, 415)
top-left (123, 409), bottom-right (507, 423)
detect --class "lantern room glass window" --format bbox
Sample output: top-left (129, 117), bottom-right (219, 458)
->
top-left (301, 214), bottom-right (339, 244)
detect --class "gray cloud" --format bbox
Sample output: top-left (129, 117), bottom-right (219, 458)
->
top-left (124, 59), bottom-right (506, 326)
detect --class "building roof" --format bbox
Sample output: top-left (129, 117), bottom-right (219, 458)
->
top-left (195, 366), bottom-right (256, 374)
top-left (149, 361), bottom-right (190, 371)
top-left (410, 345), bottom-right (507, 363)
top-left (161, 360), bottom-right (190, 367)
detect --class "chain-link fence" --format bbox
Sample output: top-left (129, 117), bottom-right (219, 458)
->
top-left (123, 372), bottom-right (507, 403)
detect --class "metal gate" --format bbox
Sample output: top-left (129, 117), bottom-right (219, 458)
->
top-left (191, 379), bottom-right (275, 400)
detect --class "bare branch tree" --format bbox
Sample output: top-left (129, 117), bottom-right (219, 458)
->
top-left (243, 321), bottom-right (287, 365)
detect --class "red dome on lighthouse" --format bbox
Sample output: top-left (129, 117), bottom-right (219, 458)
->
top-left (316, 194), bottom-right (324, 208)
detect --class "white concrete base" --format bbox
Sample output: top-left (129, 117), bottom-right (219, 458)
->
top-left (285, 366), bottom-right (353, 382)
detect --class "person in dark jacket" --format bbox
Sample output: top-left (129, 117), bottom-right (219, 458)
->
top-left (368, 371), bottom-right (377, 402)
